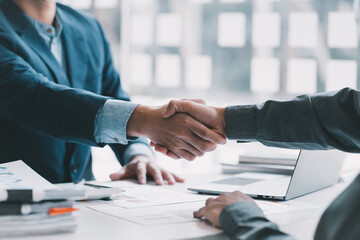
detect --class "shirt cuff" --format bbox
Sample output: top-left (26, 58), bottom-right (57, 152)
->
top-left (219, 201), bottom-right (265, 237)
top-left (94, 99), bottom-right (139, 145)
top-left (225, 105), bottom-right (257, 141)
top-left (123, 142), bottom-right (154, 164)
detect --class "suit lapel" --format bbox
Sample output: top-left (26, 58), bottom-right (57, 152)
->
top-left (2, 0), bottom-right (71, 87)
top-left (59, 9), bottom-right (87, 89)
top-left (21, 29), bottom-right (71, 87)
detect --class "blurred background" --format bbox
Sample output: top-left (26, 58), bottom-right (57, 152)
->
top-left (57, 0), bottom-right (359, 180)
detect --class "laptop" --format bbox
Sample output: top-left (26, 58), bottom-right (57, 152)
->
top-left (188, 150), bottom-right (346, 201)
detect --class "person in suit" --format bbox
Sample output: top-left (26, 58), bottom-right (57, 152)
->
top-left (0, 0), bottom-right (226, 184)
top-left (153, 88), bottom-right (360, 239)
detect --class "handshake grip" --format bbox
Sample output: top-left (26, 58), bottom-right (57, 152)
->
top-left (127, 99), bottom-right (226, 161)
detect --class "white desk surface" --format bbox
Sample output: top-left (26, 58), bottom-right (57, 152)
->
top-left (7, 155), bottom-right (360, 240)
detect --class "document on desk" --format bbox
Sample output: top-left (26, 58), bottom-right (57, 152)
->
top-left (256, 199), bottom-right (319, 215)
top-left (97, 181), bottom-right (208, 209)
top-left (88, 201), bottom-right (205, 226)
top-left (0, 160), bottom-right (55, 190)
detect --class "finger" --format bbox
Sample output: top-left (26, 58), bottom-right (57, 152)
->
top-left (193, 207), bottom-right (206, 218)
top-left (136, 161), bottom-right (147, 184)
top-left (163, 100), bottom-right (198, 118)
top-left (150, 142), bottom-right (156, 147)
top-left (184, 131), bottom-right (216, 154)
top-left (109, 168), bottom-right (127, 181)
top-left (172, 149), bottom-right (197, 161)
top-left (161, 170), bottom-right (175, 185)
top-left (172, 173), bottom-right (185, 183)
top-left (183, 141), bottom-right (204, 158)
top-left (162, 100), bottom-right (180, 118)
top-left (155, 144), bottom-right (168, 155)
top-left (205, 197), bottom-right (215, 206)
top-left (166, 151), bottom-right (181, 159)
top-left (147, 163), bottom-right (164, 185)
top-left (189, 121), bottom-right (226, 145)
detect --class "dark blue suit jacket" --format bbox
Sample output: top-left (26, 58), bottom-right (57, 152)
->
top-left (0, 0), bottom-right (145, 183)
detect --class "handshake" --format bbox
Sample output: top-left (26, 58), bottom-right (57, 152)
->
top-left (127, 100), bottom-right (227, 161)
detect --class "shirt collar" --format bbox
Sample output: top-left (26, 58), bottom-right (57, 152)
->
top-left (26, 12), bottom-right (63, 39)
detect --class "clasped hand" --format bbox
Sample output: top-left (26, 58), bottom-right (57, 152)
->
top-left (147, 99), bottom-right (227, 160)
top-left (127, 100), bottom-right (227, 161)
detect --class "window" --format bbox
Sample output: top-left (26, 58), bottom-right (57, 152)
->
top-left (59, 0), bottom-right (359, 101)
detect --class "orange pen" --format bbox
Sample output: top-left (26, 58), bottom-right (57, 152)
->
top-left (49, 207), bottom-right (79, 216)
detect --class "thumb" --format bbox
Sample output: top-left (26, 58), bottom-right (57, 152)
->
top-left (162, 100), bottom-right (188, 118)
top-left (109, 169), bottom-right (127, 181)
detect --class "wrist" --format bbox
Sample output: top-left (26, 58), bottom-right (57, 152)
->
top-left (216, 107), bottom-right (226, 137)
top-left (126, 105), bottom-right (152, 137)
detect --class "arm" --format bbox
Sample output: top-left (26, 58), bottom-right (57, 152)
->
top-left (225, 88), bottom-right (360, 151)
top-left (0, 35), bottom-right (109, 147)
top-left (194, 192), bottom-right (294, 240)
top-left (157, 88), bottom-right (360, 154)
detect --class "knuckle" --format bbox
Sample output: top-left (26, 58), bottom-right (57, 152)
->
top-left (168, 100), bottom-right (176, 108)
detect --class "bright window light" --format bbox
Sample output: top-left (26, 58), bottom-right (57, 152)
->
top-left (131, 15), bottom-right (153, 46)
top-left (185, 56), bottom-right (212, 90)
top-left (189, 0), bottom-right (213, 3)
top-left (130, 54), bottom-right (152, 87)
top-left (94, 0), bottom-right (117, 9)
top-left (156, 55), bottom-right (181, 88)
top-left (326, 60), bottom-right (357, 91)
top-left (328, 12), bottom-right (358, 48)
top-left (219, 0), bottom-right (246, 3)
top-left (156, 14), bottom-right (182, 47)
top-left (287, 58), bottom-right (317, 94)
top-left (288, 12), bottom-right (318, 48)
top-left (251, 57), bottom-right (280, 93)
top-left (131, 0), bottom-right (153, 9)
top-left (64, 0), bottom-right (92, 9)
top-left (218, 13), bottom-right (246, 47)
top-left (252, 13), bottom-right (281, 48)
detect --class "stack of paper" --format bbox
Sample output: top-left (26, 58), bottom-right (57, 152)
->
top-left (0, 160), bottom-right (80, 237)
top-left (222, 150), bottom-right (299, 175)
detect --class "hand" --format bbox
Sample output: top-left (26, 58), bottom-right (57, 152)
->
top-left (193, 191), bottom-right (256, 227)
top-left (127, 104), bottom-right (226, 161)
top-left (150, 100), bottom-right (227, 159)
top-left (109, 155), bottom-right (184, 185)
top-left (163, 99), bottom-right (227, 137)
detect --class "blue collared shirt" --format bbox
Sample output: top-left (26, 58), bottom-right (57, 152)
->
top-left (29, 14), bottom-right (153, 162)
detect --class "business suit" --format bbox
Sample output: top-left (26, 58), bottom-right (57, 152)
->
top-left (219, 88), bottom-right (360, 239)
top-left (0, 1), bottom-right (147, 183)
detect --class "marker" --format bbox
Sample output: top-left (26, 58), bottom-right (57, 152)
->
top-left (49, 207), bottom-right (79, 216)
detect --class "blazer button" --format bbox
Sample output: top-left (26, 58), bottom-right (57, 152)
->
top-left (71, 163), bottom-right (79, 174)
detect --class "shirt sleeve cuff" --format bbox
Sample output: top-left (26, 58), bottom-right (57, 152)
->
top-left (94, 99), bottom-right (139, 145)
top-left (225, 105), bottom-right (257, 141)
top-left (219, 201), bottom-right (265, 237)
top-left (123, 142), bottom-right (154, 164)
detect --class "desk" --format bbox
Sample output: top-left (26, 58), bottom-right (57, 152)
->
top-left (4, 149), bottom-right (358, 240)
top-left (8, 164), bottom-right (359, 240)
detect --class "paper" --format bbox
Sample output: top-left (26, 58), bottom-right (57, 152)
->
top-left (88, 202), bottom-right (203, 226)
top-left (256, 199), bottom-right (319, 216)
top-left (0, 160), bottom-right (55, 190)
top-left (97, 181), bottom-right (208, 209)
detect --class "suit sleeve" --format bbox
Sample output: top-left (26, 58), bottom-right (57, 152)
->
top-left (220, 202), bottom-right (294, 240)
top-left (0, 31), bottom-right (110, 147)
top-left (94, 20), bottom-right (153, 166)
top-left (225, 88), bottom-right (360, 152)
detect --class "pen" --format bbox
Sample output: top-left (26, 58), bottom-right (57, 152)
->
top-left (0, 201), bottom-right (74, 215)
top-left (49, 207), bottom-right (79, 216)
